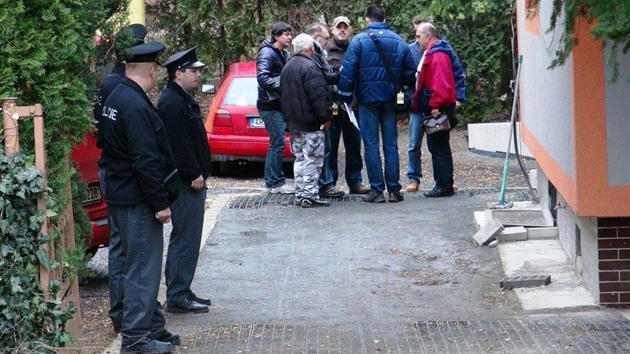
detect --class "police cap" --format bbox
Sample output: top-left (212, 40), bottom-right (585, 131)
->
top-left (114, 23), bottom-right (147, 57)
top-left (161, 46), bottom-right (205, 73)
top-left (125, 42), bottom-right (165, 63)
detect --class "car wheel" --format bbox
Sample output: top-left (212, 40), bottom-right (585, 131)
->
top-left (282, 161), bottom-right (294, 178)
top-left (210, 161), bottom-right (222, 176)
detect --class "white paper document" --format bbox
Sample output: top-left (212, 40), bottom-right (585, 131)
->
top-left (344, 103), bottom-right (359, 131)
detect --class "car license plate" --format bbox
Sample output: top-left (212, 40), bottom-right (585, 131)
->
top-left (83, 185), bottom-right (102, 205)
top-left (249, 118), bottom-right (265, 128)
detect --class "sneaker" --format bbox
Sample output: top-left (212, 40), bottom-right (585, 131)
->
top-left (423, 186), bottom-right (455, 198)
top-left (388, 190), bottom-right (404, 202)
top-left (406, 181), bottom-right (419, 192)
top-left (320, 188), bottom-right (345, 198)
top-left (270, 184), bottom-right (295, 194)
top-left (294, 197), bottom-right (303, 206)
top-left (301, 198), bottom-right (330, 208)
top-left (363, 190), bottom-right (385, 203)
top-left (349, 185), bottom-right (370, 194)
top-left (121, 338), bottom-right (173, 354)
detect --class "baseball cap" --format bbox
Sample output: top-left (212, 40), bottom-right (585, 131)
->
top-left (332, 16), bottom-right (351, 28)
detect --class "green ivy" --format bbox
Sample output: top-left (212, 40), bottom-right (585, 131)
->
top-left (531, 0), bottom-right (630, 81)
top-left (0, 146), bottom-right (75, 353)
top-left (0, 0), bottom-right (123, 350)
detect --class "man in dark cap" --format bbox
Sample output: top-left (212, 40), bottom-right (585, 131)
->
top-left (325, 16), bottom-right (370, 196)
top-left (102, 41), bottom-right (181, 354)
top-left (158, 46), bottom-right (212, 314)
top-left (93, 23), bottom-right (147, 335)
top-left (256, 22), bottom-right (295, 194)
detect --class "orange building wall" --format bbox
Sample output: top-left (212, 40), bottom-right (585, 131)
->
top-left (521, 11), bottom-right (630, 217)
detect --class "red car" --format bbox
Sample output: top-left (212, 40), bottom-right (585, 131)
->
top-left (204, 61), bottom-right (293, 171)
top-left (71, 133), bottom-right (109, 256)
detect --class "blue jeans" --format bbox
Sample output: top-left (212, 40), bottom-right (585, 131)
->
top-left (165, 184), bottom-right (206, 306)
top-left (425, 128), bottom-right (454, 189)
top-left (328, 109), bottom-right (364, 189)
top-left (109, 203), bottom-right (166, 341)
top-left (260, 109), bottom-right (287, 188)
top-left (406, 112), bottom-right (424, 183)
top-left (358, 101), bottom-right (401, 193)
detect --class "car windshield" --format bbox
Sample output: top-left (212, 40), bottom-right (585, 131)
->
top-left (223, 77), bottom-right (257, 107)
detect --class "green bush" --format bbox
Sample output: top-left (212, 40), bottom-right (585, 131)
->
top-left (0, 146), bottom-right (75, 353)
top-left (0, 0), bottom-right (122, 350)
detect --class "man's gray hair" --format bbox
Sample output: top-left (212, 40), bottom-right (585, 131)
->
top-left (292, 33), bottom-right (314, 53)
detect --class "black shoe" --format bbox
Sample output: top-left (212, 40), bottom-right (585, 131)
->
top-left (112, 320), bottom-right (122, 334)
top-left (166, 299), bottom-right (209, 313)
top-left (388, 190), bottom-right (404, 202)
top-left (121, 338), bottom-right (173, 354)
top-left (423, 186), bottom-right (455, 198)
top-left (320, 188), bottom-right (345, 198)
top-left (189, 293), bottom-right (211, 306)
top-left (364, 190), bottom-right (385, 203)
top-left (154, 328), bottom-right (181, 346)
top-left (301, 198), bottom-right (330, 208)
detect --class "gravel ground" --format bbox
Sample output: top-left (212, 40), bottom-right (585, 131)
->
top-left (78, 122), bottom-right (536, 352)
top-left (206, 122), bottom-right (536, 193)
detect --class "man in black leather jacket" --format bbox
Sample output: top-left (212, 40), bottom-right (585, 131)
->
top-left (256, 22), bottom-right (295, 194)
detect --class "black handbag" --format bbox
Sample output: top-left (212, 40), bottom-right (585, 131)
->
top-left (368, 31), bottom-right (410, 113)
top-left (422, 113), bottom-right (451, 134)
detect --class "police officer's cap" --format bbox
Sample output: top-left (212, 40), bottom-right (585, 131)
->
top-left (123, 24), bottom-right (146, 46)
top-left (161, 46), bottom-right (205, 73)
top-left (115, 23), bottom-right (147, 57)
top-left (125, 42), bottom-right (165, 63)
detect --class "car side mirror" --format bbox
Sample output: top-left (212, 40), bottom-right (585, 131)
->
top-left (202, 84), bottom-right (216, 94)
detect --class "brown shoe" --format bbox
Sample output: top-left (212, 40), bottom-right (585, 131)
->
top-left (406, 181), bottom-right (419, 192)
top-left (349, 185), bottom-right (370, 194)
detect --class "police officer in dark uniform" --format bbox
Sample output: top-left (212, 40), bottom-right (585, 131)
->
top-left (94, 23), bottom-right (146, 335)
top-left (102, 41), bottom-right (180, 354)
top-left (157, 46), bottom-right (212, 314)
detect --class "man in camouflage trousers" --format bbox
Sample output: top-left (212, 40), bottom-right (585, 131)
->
top-left (280, 33), bottom-right (333, 208)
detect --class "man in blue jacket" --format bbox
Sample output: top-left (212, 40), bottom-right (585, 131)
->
top-left (338, 5), bottom-right (416, 203)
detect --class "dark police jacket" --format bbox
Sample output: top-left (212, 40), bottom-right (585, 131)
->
top-left (157, 81), bottom-right (212, 183)
top-left (94, 62), bottom-right (125, 167)
top-left (280, 54), bottom-right (332, 132)
top-left (102, 79), bottom-right (180, 212)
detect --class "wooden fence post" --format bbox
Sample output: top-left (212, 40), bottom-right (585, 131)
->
top-left (2, 97), bottom-right (82, 347)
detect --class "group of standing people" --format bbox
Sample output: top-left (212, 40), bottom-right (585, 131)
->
top-left (90, 4), bottom-right (466, 352)
top-left (257, 4), bottom-right (466, 207)
top-left (95, 25), bottom-right (212, 354)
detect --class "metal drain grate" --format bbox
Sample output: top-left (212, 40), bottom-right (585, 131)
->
top-left (228, 188), bottom-right (537, 209)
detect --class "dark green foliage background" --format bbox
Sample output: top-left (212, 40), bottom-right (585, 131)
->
top-left (154, 0), bottom-right (515, 123)
top-left (0, 0), bottom-right (121, 351)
